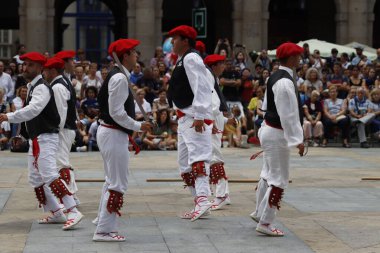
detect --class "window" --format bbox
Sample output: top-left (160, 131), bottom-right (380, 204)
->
top-left (0, 30), bottom-right (12, 59)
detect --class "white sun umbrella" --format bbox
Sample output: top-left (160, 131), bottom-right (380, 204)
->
top-left (267, 39), bottom-right (377, 60)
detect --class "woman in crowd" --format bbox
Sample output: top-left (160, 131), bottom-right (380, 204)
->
top-left (369, 88), bottom-right (380, 140)
top-left (152, 89), bottom-right (171, 120)
top-left (10, 86), bottom-right (28, 137)
top-left (80, 86), bottom-right (99, 121)
top-left (303, 90), bottom-right (323, 146)
top-left (348, 65), bottom-right (367, 92)
top-left (304, 67), bottom-right (323, 97)
top-left (322, 85), bottom-right (351, 147)
top-left (72, 65), bottom-right (85, 100)
top-left (134, 89), bottom-right (152, 121)
top-left (240, 68), bottom-right (255, 108)
top-left (142, 108), bottom-right (176, 150)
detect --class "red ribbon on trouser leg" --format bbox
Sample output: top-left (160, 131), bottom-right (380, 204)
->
top-left (32, 138), bottom-right (40, 169)
top-left (128, 135), bottom-right (140, 155)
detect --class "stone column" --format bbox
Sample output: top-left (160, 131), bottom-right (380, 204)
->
top-left (241, 0), bottom-right (263, 52)
top-left (18, 0), bottom-right (27, 45)
top-left (46, 0), bottom-right (55, 54)
top-left (134, 0), bottom-right (155, 64)
top-left (127, 0), bottom-right (136, 39)
top-left (154, 0), bottom-right (163, 49)
top-left (335, 12), bottom-right (348, 44)
top-left (24, 0), bottom-right (48, 52)
top-left (232, 0), bottom-right (243, 45)
top-left (347, 0), bottom-right (369, 44)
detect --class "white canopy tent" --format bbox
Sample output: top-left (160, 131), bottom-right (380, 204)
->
top-left (267, 39), bottom-right (377, 60)
top-left (344, 41), bottom-right (377, 54)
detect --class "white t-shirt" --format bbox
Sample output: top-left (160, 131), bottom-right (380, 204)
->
top-left (12, 97), bottom-right (23, 111)
top-left (134, 99), bottom-right (152, 114)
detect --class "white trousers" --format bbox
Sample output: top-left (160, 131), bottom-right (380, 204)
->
top-left (95, 126), bottom-right (130, 234)
top-left (211, 113), bottom-right (229, 198)
top-left (57, 129), bottom-right (78, 193)
top-left (253, 178), bottom-right (268, 218)
top-left (257, 124), bottom-right (290, 225)
top-left (28, 133), bottom-right (76, 211)
top-left (178, 115), bottom-right (212, 197)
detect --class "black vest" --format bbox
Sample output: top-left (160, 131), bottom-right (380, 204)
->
top-left (98, 66), bottom-right (135, 135)
top-left (52, 76), bottom-right (77, 130)
top-left (25, 78), bottom-right (60, 139)
top-left (206, 67), bottom-right (228, 112)
top-left (264, 69), bottom-right (303, 128)
top-left (168, 49), bottom-right (198, 109)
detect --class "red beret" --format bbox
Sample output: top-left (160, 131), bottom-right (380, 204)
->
top-left (108, 39), bottom-right (140, 58)
top-left (276, 42), bottom-right (304, 59)
top-left (55, 50), bottom-right (76, 60)
top-left (204, 54), bottom-right (226, 67)
top-left (20, 52), bottom-right (47, 65)
top-left (168, 25), bottom-right (197, 41)
top-left (44, 57), bottom-right (65, 69)
top-left (195, 41), bottom-right (206, 53)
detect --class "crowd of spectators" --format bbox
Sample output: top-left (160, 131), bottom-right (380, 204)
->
top-left (0, 41), bottom-right (380, 152)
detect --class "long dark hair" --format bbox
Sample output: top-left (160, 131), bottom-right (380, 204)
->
top-left (157, 109), bottom-right (170, 128)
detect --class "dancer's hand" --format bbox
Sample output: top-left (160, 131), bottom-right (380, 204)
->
top-left (0, 114), bottom-right (8, 123)
top-left (140, 121), bottom-right (153, 132)
top-left (297, 143), bottom-right (305, 156)
top-left (191, 120), bottom-right (205, 133)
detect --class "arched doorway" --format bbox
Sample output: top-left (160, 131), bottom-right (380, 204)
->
top-left (373, 0), bottom-right (380, 48)
top-left (54, 0), bottom-right (128, 62)
top-left (268, 0), bottom-right (336, 49)
top-left (162, 0), bottom-right (232, 55)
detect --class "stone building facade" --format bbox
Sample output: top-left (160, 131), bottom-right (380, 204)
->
top-left (16, 0), bottom-right (380, 63)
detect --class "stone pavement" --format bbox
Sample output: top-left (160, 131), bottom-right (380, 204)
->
top-left (0, 146), bottom-right (380, 253)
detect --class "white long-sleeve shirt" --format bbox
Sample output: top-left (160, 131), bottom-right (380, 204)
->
top-left (262, 66), bottom-right (303, 147)
top-left (174, 52), bottom-right (213, 120)
top-left (105, 65), bottom-right (141, 132)
top-left (51, 75), bottom-right (70, 130)
top-left (6, 75), bottom-right (50, 124)
top-left (209, 70), bottom-right (228, 125)
top-left (0, 72), bottom-right (14, 99)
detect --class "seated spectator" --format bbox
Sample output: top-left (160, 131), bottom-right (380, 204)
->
top-left (310, 49), bottom-right (325, 72)
top-left (74, 110), bottom-right (89, 152)
top-left (87, 121), bottom-right (99, 151)
top-left (322, 85), bottom-right (350, 147)
top-left (150, 46), bottom-right (166, 68)
top-left (247, 86), bottom-right (265, 130)
top-left (369, 88), bottom-right (380, 140)
top-left (72, 65), bottom-right (85, 100)
top-left (142, 109), bottom-right (177, 150)
top-left (365, 67), bottom-right (377, 90)
top-left (81, 63), bottom-right (101, 98)
top-left (130, 63), bottom-right (143, 85)
top-left (303, 90), bottom-right (323, 146)
top-left (223, 105), bottom-right (248, 148)
top-left (136, 68), bottom-right (160, 104)
top-left (80, 86), bottom-right (99, 120)
top-left (214, 38), bottom-right (232, 58)
top-left (0, 88), bottom-right (10, 114)
top-left (10, 85), bottom-right (27, 137)
top-left (152, 89), bottom-right (171, 120)
top-left (233, 50), bottom-right (248, 70)
top-left (134, 89), bottom-right (152, 121)
top-left (99, 66), bottom-right (109, 84)
top-left (348, 87), bottom-right (374, 148)
top-left (240, 68), bottom-right (254, 107)
top-left (340, 52), bottom-right (351, 70)
top-left (344, 86), bottom-right (357, 111)
top-left (304, 67), bottom-right (323, 97)
top-left (0, 121), bottom-right (10, 150)
top-left (327, 62), bottom-right (349, 99)
top-left (255, 50), bottom-right (271, 71)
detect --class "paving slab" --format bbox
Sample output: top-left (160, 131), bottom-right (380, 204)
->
top-left (0, 189), bottom-right (12, 212)
top-left (285, 188), bottom-right (380, 212)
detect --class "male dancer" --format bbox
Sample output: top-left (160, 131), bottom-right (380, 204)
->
top-left (0, 52), bottom-right (83, 230)
top-left (253, 42), bottom-right (305, 236)
top-left (204, 54), bottom-right (235, 210)
top-left (93, 39), bottom-right (151, 241)
top-left (167, 25), bottom-right (214, 221)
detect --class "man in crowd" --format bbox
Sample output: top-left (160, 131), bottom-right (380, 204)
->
top-left (0, 61), bottom-right (14, 102)
top-left (93, 39), bottom-right (151, 242)
top-left (253, 42), bottom-right (304, 237)
top-left (0, 52), bottom-right (83, 230)
top-left (167, 25), bottom-right (214, 221)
